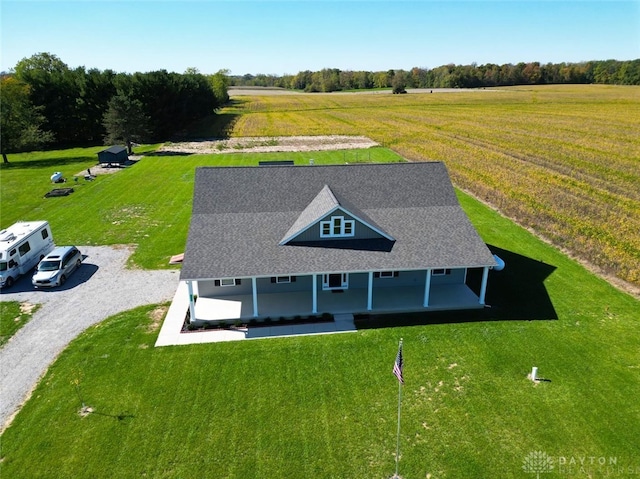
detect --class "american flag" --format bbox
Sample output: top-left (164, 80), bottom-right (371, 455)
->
top-left (393, 341), bottom-right (404, 384)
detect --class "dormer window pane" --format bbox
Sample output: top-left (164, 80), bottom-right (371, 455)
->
top-left (344, 221), bottom-right (353, 235)
top-left (320, 215), bottom-right (355, 238)
top-left (333, 217), bottom-right (342, 235)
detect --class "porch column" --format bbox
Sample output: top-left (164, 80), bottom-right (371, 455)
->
top-left (479, 266), bottom-right (489, 305)
top-left (252, 277), bottom-right (259, 317)
top-left (367, 271), bottom-right (373, 310)
top-left (423, 269), bottom-right (432, 307)
top-left (186, 280), bottom-right (196, 321)
top-left (312, 274), bottom-right (318, 314)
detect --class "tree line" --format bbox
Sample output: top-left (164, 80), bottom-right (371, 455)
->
top-left (1, 53), bottom-right (229, 162)
top-left (231, 59), bottom-right (640, 92)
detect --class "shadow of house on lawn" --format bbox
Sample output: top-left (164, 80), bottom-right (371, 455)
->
top-left (355, 245), bottom-right (558, 330)
top-left (472, 245), bottom-right (557, 321)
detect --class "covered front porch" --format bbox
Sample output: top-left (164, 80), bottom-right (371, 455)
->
top-left (191, 282), bottom-right (486, 322)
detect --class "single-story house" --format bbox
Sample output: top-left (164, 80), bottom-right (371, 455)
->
top-left (180, 162), bottom-right (497, 322)
top-left (97, 146), bottom-right (128, 165)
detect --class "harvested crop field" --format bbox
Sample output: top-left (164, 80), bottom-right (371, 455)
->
top-left (220, 85), bottom-right (640, 291)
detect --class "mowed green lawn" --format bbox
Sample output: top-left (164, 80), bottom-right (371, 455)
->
top-left (1, 147), bottom-right (639, 478)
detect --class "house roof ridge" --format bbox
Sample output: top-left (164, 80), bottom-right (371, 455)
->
top-left (194, 161), bottom-right (446, 171)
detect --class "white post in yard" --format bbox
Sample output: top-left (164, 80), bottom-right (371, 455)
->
top-left (252, 277), bottom-right (258, 317)
top-left (186, 280), bottom-right (196, 322)
top-left (423, 269), bottom-right (432, 307)
top-left (367, 271), bottom-right (373, 310)
top-left (531, 367), bottom-right (538, 382)
top-left (479, 266), bottom-right (489, 305)
top-left (312, 274), bottom-right (318, 314)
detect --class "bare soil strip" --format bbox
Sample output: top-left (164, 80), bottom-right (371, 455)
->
top-left (157, 135), bottom-right (378, 155)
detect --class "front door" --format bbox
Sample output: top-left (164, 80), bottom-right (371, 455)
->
top-left (323, 273), bottom-right (348, 290)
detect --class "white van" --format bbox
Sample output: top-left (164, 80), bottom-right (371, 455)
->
top-left (0, 221), bottom-right (55, 289)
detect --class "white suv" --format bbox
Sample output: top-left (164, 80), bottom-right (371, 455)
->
top-left (32, 246), bottom-right (82, 288)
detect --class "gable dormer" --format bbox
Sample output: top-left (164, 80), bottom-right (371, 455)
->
top-left (279, 185), bottom-right (394, 247)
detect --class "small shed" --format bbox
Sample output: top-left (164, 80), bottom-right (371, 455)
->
top-left (97, 146), bottom-right (128, 166)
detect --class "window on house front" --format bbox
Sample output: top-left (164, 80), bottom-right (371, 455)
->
top-left (215, 278), bottom-right (241, 287)
top-left (432, 269), bottom-right (452, 276)
top-left (320, 216), bottom-right (355, 238)
top-left (374, 271), bottom-right (399, 278)
top-left (271, 276), bottom-right (297, 284)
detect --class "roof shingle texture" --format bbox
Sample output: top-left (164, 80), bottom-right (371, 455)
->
top-left (180, 162), bottom-right (495, 280)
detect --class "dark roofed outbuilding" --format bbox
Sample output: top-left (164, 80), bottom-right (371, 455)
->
top-left (97, 146), bottom-right (128, 165)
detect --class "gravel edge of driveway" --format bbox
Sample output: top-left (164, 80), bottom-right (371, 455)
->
top-left (0, 245), bottom-right (179, 432)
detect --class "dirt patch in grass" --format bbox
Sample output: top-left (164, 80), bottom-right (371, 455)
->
top-left (19, 302), bottom-right (37, 315)
top-left (147, 306), bottom-right (168, 333)
top-left (157, 135), bottom-right (378, 155)
top-left (74, 156), bottom-right (142, 177)
top-left (78, 405), bottom-right (95, 417)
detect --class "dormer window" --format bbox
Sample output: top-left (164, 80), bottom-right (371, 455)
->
top-left (320, 216), bottom-right (355, 238)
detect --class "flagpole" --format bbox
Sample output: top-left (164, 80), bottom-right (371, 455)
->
top-left (392, 338), bottom-right (404, 479)
top-left (395, 368), bottom-right (403, 478)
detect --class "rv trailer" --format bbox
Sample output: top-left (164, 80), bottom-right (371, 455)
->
top-left (0, 221), bottom-right (55, 288)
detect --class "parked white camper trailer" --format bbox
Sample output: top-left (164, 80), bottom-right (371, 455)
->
top-left (0, 221), bottom-right (55, 288)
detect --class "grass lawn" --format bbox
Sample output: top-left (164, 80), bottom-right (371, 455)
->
top-left (1, 89), bottom-right (639, 477)
top-left (1, 174), bottom-right (638, 478)
top-left (0, 302), bottom-right (39, 347)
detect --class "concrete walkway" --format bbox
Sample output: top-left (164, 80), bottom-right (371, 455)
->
top-left (155, 281), bottom-right (356, 346)
top-left (0, 246), bottom-right (179, 432)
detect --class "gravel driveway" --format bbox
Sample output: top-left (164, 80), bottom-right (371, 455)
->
top-left (0, 246), bottom-right (179, 432)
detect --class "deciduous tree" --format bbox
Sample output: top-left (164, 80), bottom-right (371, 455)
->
top-left (14, 53), bottom-right (81, 145)
top-left (0, 77), bottom-right (54, 163)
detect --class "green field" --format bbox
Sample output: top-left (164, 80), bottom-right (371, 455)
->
top-left (1, 87), bottom-right (639, 478)
top-left (1, 177), bottom-right (638, 478)
top-left (226, 85), bottom-right (640, 289)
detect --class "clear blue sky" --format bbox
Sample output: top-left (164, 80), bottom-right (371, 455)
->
top-left (1, 1), bottom-right (638, 75)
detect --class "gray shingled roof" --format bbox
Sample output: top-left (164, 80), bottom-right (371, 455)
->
top-left (180, 162), bottom-right (496, 280)
top-left (100, 145), bottom-right (127, 154)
